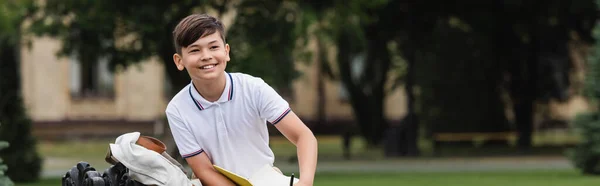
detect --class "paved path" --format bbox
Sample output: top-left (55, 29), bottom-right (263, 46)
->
top-left (43, 156), bottom-right (573, 178)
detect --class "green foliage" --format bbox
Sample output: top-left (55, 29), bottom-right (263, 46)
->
top-left (0, 0), bottom-right (42, 182)
top-left (28, 0), bottom-right (206, 71)
top-left (415, 15), bottom-right (509, 133)
top-left (0, 0), bottom-right (34, 45)
top-left (226, 0), bottom-right (302, 92)
top-left (29, 0), bottom-right (304, 93)
top-left (0, 114), bottom-right (42, 182)
top-left (568, 1), bottom-right (600, 173)
top-left (0, 141), bottom-right (14, 186)
top-left (584, 10), bottom-right (600, 106)
top-left (568, 113), bottom-right (600, 175)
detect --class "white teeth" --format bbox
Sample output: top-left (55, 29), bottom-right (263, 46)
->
top-left (201, 65), bottom-right (215, 69)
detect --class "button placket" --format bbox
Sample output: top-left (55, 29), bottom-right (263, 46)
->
top-left (216, 104), bottom-right (227, 132)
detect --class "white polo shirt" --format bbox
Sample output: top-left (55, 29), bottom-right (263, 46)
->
top-left (165, 72), bottom-right (291, 178)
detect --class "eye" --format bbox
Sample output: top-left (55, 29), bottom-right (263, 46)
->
top-left (210, 46), bottom-right (219, 50)
top-left (189, 49), bottom-right (199, 53)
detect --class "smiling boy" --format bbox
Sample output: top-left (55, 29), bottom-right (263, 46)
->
top-left (165, 14), bottom-right (318, 186)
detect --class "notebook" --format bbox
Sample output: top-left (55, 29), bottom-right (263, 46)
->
top-left (213, 164), bottom-right (299, 186)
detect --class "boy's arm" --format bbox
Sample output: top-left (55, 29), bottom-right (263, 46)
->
top-left (165, 109), bottom-right (234, 186)
top-left (186, 152), bottom-right (236, 186)
top-left (275, 111), bottom-right (318, 186)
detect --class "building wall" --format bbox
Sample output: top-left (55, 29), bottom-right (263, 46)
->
top-left (20, 37), bottom-right (167, 123)
top-left (20, 36), bottom-right (70, 121)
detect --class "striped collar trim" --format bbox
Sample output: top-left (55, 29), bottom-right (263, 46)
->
top-left (188, 73), bottom-right (234, 111)
top-left (227, 73), bottom-right (234, 101)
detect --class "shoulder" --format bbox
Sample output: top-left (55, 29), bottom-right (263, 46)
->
top-left (228, 72), bottom-right (271, 93)
top-left (228, 72), bottom-right (264, 84)
top-left (228, 72), bottom-right (269, 87)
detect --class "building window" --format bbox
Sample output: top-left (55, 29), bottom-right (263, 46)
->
top-left (70, 54), bottom-right (115, 99)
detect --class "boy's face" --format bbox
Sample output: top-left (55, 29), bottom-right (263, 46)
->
top-left (173, 32), bottom-right (230, 82)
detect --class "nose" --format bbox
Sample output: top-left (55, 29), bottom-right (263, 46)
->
top-left (200, 51), bottom-right (212, 61)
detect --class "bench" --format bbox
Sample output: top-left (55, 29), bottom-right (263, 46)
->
top-left (433, 132), bottom-right (517, 142)
top-left (432, 131), bottom-right (518, 155)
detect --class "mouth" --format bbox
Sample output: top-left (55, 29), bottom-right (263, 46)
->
top-left (199, 63), bottom-right (217, 70)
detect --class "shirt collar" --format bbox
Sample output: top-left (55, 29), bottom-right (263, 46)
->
top-left (188, 73), bottom-right (234, 111)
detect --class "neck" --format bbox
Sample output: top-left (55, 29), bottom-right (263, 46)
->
top-left (192, 73), bottom-right (226, 102)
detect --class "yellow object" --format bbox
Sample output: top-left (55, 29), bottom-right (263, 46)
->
top-left (213, 164), bottom-right (299, 186)
top-left (213, 165), bottom-right (254, 186)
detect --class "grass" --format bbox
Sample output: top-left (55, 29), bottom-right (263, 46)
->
top-left (16, 178), bottom-right (61, 186)
top-left (37, 132), bottom-right (578, 162)
top-left (29, 134), bottom-right (585, 186)
top-left (34, 135), bottom-right (382, 182)
top-left (270, 135), bottom-right (384, 160)
top-left (16, 170), bottom-right (600, 186)
top-left (37, 136), bottom-right (382, 163)
top-left (314, 170), bottom-right (600, 186)
top-left (38, 138), bottom-right (114, 159)
top-left (35, 134), bottom-right (577, 178)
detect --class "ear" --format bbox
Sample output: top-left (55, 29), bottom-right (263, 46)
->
top-left (225, 43), bottom-right (231, 62)
top-left (173, 53), bottom-right (185, 71)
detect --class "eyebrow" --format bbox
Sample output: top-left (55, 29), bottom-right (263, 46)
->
top-left (188, 40), bottom-right (219, 48)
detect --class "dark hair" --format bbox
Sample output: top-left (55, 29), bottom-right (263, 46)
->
top-left (172, 14), bottom-right (226, 54)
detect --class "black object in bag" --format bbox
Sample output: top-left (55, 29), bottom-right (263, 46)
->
top-left (62, 161), bottom-right (145, 186)
top-left (62, 162), bottom-right (100, 186)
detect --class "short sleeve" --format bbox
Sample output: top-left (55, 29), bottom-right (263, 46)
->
top-left (166, 106), bottom-right (204, 158)
top-left (254, 78), bottom-right (291, 125)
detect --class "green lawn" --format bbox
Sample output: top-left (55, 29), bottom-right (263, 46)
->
top-left (36, 134), bottom-right (576, 163)
top-left (314, 170), bottom-right (600, 186)
top-left (37, 136), bottom-right (383, 163)
top-left (28, 134), bottom-right (587, 186)
top-left (16, 170), bottom-right (600, 186)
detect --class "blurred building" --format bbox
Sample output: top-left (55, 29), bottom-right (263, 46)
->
top-left (21, 37), bottom-right (169, 140)
top-left (20, 36), bottom-right (408, 140)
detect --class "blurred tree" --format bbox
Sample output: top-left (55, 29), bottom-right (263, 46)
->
top-left (296, 0), bottom-right (337, 130)
top-left (309, 0), bottom-right (597, 153)
top-left (297, 0), bottom-right (596, 153)
top-left (226, 0), bottom-right (305, 99)
top-left (29, 0), bottom-right (213, 95)
top-left (297, 0), bottom-right (431, 153)
top-left (28, 0), bottom-right (302, 97)
top-left (332, 0), bottom-right (403, 147)
top-left (568, 0), bottom-right (600, 175)
top-left (0, 0), bottom-right (42, 182)
top-left (0, 141), bottom-right (14, 186)
top-left (484, 0), bottom-right (596, 148)
top-left (412, 0), bottom-right (595, 149)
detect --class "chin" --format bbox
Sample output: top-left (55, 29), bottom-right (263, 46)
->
top-left (196, 71), bottom-right (223, 80)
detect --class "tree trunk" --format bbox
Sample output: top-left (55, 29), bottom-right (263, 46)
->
top-left (514, 18), bottom-right (539, 150)
top-left (520, 7), bottom-right (543, 149)
top-left (514, 97), bottom-right (534, 148)
top-left (384, 7), bottom-right (421, 156)
top-left (394, 41), bottom-right (420, 156)
top-left (337, 23), bottom-right (391, 147)
top-left (367, 36), bottom-right (391, 147)
top-left (336, 28), bottom-right (372, 146)
top-left (316, 38), bottom-right (326, 126)
top-left (401, 11), bottom-right (420, 156)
